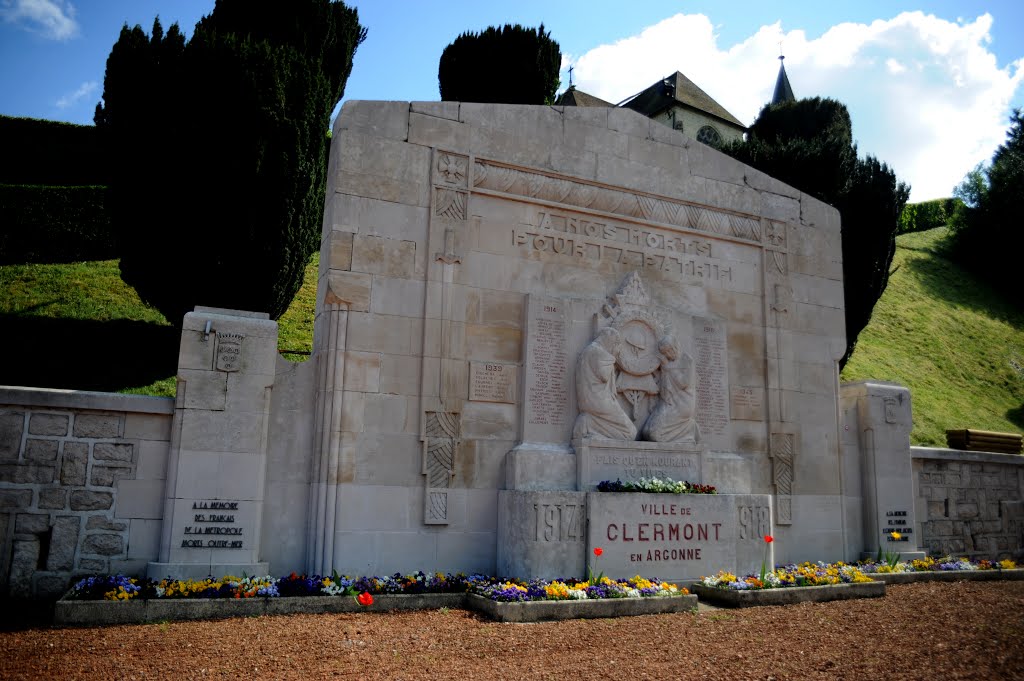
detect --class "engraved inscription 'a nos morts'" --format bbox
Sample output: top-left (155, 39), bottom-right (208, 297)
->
top-left (512, 209), bottom-right (740, 287)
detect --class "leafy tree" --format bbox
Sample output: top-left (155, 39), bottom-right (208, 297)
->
top-left (439, 24), bottom-right (560, 104)
top-left (723, 97), bottom-right (910, 367)
top-left (95, 1), bottom-right (365, 323)
top-left (949, 110), bottom-right (1024, 298)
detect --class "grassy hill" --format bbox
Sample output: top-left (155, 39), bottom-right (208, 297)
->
top-left (0, 255), bottom-right (319, 397)
top-left (1, 227), bottom-right (1022, 445)
top-left (840, 227), bottom-right (1024, 445)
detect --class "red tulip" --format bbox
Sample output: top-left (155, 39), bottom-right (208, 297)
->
top-left (764, 535), bottom-right (774, 544)
top-left (357, 591), bottom-right (373, 606)
top-left (594, 547), bottom-right (604, 557)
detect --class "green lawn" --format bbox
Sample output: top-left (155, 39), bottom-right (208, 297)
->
top-left (0, 255), bottom-right (318, 397)
top-left (2, 229), bottom-right (1021, 445)
top-left (841, 227), bottom-right (1024, 445)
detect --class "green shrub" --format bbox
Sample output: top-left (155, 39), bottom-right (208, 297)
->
top-left (439, 24), bottom-right (561, 104)
top-left (0, 116), bottom-right (106, 186)
top-left (0, 184), bottom-right (114, 264)
top-left (898, 198), bottom-right (957, 234)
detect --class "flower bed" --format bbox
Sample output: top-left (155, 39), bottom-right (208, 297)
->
top-left (597, 477), bottom-right (716, 494)
top-left (856, 556), bottom-right (1024, 584)
top-left (56, 571), bottom-right (693, 626)
top-left (465, 592), bottom-right (697, 623)
top-left (692, 562), bottom-right (885, 607)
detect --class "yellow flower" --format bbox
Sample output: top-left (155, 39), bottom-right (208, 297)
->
top-left (890, 531), bottom-right (902, 541)
top-left (545, 582), bottom-right (570, 600)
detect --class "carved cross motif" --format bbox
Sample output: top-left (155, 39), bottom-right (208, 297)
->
top-left (437, 153), bottom-right (467, 186)
top-left (766, 221), bottom-right (786, 247)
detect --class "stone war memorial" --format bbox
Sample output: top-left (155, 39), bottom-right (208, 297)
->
top-left (3, 101), bottom-right (1023, 597)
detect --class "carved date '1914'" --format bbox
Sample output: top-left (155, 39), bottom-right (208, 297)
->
top-left (534, 503), bottom-right (584, 542)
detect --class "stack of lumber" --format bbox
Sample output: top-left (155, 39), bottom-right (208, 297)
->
top-left (945, 429), bottom-right (1022, 454)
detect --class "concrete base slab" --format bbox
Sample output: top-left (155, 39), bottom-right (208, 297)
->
top-left (691, 581), bottom-right (884, 607)
top-left (54, 593), bottom-right (467, 626)
top-left (54, 591), bottom-right (695, 626)
top-left (867, 569), bottom-right (1024, 585)
top-left (464, 593), bottom-right (697, 622)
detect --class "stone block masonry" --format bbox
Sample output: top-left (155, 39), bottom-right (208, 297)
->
top-left (0, 388), bottom-right (173, 598)
top-left (912, 447), bottom-right (1024, 560)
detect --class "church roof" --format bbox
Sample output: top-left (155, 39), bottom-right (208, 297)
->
top-left (620, 71), bottom-right (745, 130)
top-left (555, 86), bottom-right (613, 107)
top-left (771, 57), bottom-right (795, 106)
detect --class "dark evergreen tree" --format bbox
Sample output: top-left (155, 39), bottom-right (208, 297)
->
top-left (950, 109), bottom-right (1023, 299)
top-left (95, 1), bottom-right (365, 323)
top-left (438, 24), bottom-right (560, 104)
top-left (723, 97), bottom-right (910, 367)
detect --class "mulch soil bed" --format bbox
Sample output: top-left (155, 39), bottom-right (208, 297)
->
top-left (2, 580), bottom-right (1022, 680)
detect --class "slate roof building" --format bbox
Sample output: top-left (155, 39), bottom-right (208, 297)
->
top-left (555, 70), bottom-right (746, 148)
top-left (555, 86), bottom-right (614, 108)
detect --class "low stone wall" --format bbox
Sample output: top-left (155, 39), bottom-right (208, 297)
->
top-left (0, 387), bottom-right (173, 597)
top-left (911, 447), bottom-right (1024, 560)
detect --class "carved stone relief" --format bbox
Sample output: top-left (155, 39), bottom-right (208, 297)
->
top-left (422, 411), bottom-right (459, 525)
top-left (215, 333), bottom-right (243, 372)
top-left (770, 432), bottom-right (795, 525)
top-left (572, 272), bottom-right (700, 444)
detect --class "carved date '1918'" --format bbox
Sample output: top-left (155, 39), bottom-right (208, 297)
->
top-left (534, 503), bottom-right (584, 542)
top-left (738, 505), bottom-right (770, 540)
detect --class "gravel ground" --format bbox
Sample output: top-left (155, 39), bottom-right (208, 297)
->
top-left (1, 580), bottom-right (1022, 680)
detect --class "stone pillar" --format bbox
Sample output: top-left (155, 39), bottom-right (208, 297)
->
top-left (845, 381), bottom-right (926, 560)
top-left (148, 307), bottom-right (276, 579)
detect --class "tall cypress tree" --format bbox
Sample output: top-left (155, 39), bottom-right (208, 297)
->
top-left (95, 1), bottom-right (365, 323)
top-left (723, 98), bottom-right (910, 367)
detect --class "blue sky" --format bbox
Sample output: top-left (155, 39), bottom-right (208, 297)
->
top-left (1, 0), bottom-right (1022, 201)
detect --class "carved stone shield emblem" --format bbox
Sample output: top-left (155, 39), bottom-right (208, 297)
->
top-left (216, 333), bottom-right (243, 372)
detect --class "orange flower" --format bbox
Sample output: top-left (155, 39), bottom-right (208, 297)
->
top-left (357, 591), bottom-right (373, 606)
top-left (594, 547), bottom-right (604, 557)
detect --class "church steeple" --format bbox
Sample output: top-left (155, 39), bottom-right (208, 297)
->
top-left (771, 54), bottom-right (795, 106)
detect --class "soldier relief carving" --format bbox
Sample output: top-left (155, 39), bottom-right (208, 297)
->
top-left (573, 272), bottom-right (701, 444)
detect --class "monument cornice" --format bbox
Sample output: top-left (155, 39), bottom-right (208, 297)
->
top-left (469, 157), bottom-right (770, 247)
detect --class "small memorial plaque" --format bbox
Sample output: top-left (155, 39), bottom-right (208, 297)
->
top-left (179, 499), bottom-right (245, 550)
top-left (730, 386), bottom-right (764, 421)
top-left (469, 361), bottom-right (518, 403)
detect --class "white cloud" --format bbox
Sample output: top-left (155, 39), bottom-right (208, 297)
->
top-left (0, 0), bottom-right (78, 41)
top-left (55, 80), bottom-right (96, 109)
top-left (567, 12), bottom-right (1023, 201)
